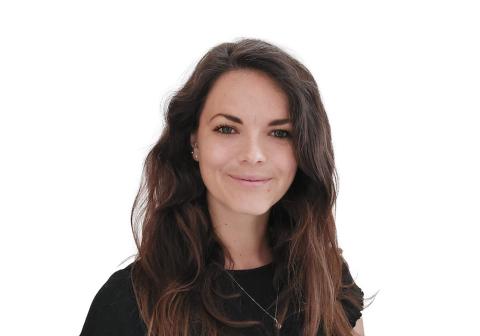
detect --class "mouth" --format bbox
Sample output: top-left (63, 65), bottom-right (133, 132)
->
top-left (229, 175), bottom-right (272, 187)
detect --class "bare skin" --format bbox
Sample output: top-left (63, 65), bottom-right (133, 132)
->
top-left (189, 69), bottom-right (367, 333)
top-left (208, 196), bottom-right (273, 270)
top-left (353, 318), bottom-right (365, 335)
top-left (190, 69), bottom-right (297, 270)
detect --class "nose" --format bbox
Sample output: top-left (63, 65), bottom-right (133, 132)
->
top-left (238, 135), bottom-right (267, 165)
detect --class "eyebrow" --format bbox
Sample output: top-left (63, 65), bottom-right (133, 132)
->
top-left (208, 113), bottom-right (292, 126)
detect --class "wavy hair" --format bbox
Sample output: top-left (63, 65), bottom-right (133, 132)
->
top-left (129, 38), bottom-right (368, 336)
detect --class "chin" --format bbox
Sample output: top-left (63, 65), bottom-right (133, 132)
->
top-left (230, 203), bottom-right (272, 216)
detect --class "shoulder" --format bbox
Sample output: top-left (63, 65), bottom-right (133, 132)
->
top-left (340, 261), bottom-right (365, 328)
top-left (95, 262), bottom-right (135, 303)
top-left (80, 262), bottom-right (146, 336)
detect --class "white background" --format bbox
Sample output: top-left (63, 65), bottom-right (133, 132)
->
top-left (1, 1), bottom-right (479, 335)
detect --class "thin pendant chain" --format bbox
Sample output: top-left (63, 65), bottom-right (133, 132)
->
top-left (224, 270), bottom-right (282, 330)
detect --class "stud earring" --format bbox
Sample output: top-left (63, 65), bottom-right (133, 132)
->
top-left (191, 142), bottom-right (198, 161)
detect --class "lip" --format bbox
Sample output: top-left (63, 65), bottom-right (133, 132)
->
top-left (229, 174), bottom-right (272, 187)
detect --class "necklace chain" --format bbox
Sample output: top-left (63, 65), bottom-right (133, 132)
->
top-left (224, 270), bottom-right (282, 330)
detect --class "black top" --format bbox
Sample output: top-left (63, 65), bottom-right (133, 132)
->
top-left (80, 261), bottom-right (363, 336)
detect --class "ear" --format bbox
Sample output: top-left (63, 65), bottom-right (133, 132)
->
top-left (190, 132), bottom-right (197, 147)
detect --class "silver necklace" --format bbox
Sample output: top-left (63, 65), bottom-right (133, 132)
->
top-left (224, 270), bottom-right (282, 330)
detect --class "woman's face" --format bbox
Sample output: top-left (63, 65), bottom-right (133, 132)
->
top-left (190, 69), bottom-right (298, 216)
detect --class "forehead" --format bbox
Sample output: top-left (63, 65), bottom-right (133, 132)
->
top-left (201, 69), bottom-right (289, 121)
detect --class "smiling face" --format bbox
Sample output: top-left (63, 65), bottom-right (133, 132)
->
top-left (190, 69), bottom-right (298, 216)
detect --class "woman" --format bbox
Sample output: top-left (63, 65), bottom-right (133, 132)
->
top-left (80, 38), bottom-right (367, 336)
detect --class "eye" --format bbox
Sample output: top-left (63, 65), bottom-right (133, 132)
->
top-left (213, 124), bottom-right (291, 139)
top-left (213, 124), bottom-right (236, 135)
top-left (271, 129), bottom-right (291, 139)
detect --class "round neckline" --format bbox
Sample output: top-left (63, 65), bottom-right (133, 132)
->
top-left (225, 261), bottom-right (273, 273)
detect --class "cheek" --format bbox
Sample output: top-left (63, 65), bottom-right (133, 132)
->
top-left (279, 151), bottom-right (298, 184)
top-left (205, 147), bottom-right (231, 167)
top-left (285, 161), bottom-right (298, 183)
top-left (276, 144), bottom-right (297, 167)
top-left (199, 145), bottom-right (232, 180)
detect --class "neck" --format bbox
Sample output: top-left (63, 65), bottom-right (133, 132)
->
top-left (207, 196), bottom-right (273, 270)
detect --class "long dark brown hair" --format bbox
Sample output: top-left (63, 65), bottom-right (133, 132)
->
top-left (129, 38), bottom-right (369, 336)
